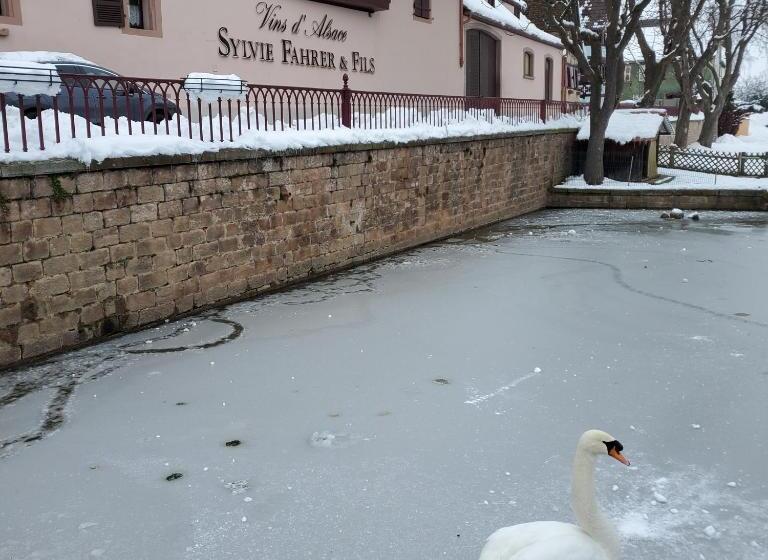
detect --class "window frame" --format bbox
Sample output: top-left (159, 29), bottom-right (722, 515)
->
top-left (122, 0), bottom-right (163, 38)
top-left (413, 0), bottom-right (431, 20)
top-left (523, 49), bottom-right (535, 79)
top-left (0, 0), bottom-right (22, 25)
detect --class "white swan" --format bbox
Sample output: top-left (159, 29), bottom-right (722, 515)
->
top-left (478, 429), bottom-right (630, 560)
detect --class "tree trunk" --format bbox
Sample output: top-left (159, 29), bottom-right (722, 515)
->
top-left (698, 98), bottom-right (726, 147)
top-left (638, 62), bottom-right (668, 108)
top-left (673, 100), bottom-right (691, 147)
top-left (584, 112), bottom-right (610, 185)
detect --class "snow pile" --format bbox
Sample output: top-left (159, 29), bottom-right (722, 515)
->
top-left (0, 51), bottom-right (96, 65)
top-left (707, 112), bottom-right (768, 154)
top-left (0, 60), bottom-right (62, 96)
top-left (463, 0), bottom-right (561, 46)
top-left (183, 73), bottom-right (247, 102)
top-left (578, 109), bottom-right (664, 143)
top-left (0, 107), bottom-right (581, 164)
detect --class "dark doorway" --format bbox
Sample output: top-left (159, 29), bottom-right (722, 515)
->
top-left (544, 57), bottom-right (553, 101)
top-left (465, 29), bottom-right (499, 97)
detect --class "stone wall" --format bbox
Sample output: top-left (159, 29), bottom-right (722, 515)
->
top-left (549, 186), bottom-right (768, 210)
top-left (0, 130), bottom-right (576, 368)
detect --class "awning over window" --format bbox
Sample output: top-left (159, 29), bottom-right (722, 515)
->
top-left (307, 0), bottom-right (390, 13)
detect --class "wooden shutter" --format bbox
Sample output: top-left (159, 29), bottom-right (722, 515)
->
top-left (465, 30), bottom-right (480, 97)
top-left (92, 0), bottom-right (124, 27)
top-left (479, 32), bottom-right (497, 97)
top-left (414, 0), bottom-right (430, 18)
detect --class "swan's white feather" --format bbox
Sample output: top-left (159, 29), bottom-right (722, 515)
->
top-left (478, 521), bottom-right (610, 560)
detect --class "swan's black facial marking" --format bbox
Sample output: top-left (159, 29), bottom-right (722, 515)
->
top-left (604, 440), bottom-right (623, 453)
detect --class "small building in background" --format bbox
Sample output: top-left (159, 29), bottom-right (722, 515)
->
top-left (574, 109), bottom-right (673, 181)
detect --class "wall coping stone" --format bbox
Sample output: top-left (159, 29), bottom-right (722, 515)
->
top-left (0, 128), bottom-right (577, 178)
top-left (552, 187), bottom-right (768, 198)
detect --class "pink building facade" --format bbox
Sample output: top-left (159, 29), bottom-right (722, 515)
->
top-left (0, 0), bottom-right (569, 100)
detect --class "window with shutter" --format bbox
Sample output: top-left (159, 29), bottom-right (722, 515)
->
top-left (414, 0), bottom-right (431, 19)
top-left (92, 0), bottom-right (124, 27)
top-left (544, 57), bottom-right (553, 100)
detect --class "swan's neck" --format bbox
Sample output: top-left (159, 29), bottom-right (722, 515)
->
top-left (571, 449), bottom-right (620, 560)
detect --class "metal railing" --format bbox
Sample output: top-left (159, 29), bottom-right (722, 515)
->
top-left (0, 73), bottom-right (587, 154)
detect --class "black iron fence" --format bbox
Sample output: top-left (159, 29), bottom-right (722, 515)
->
top-left (0, 72), bottom-right (587, 154)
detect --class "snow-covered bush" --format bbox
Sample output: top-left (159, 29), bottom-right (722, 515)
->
top-left (735, 76), bottom-right (768, 111)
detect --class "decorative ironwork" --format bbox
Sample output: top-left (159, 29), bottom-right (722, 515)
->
top-left (0, 73), bottom-right (588, 154)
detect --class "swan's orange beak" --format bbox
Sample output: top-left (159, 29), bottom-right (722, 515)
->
top-left (609, 448), bottom-right (630, 466)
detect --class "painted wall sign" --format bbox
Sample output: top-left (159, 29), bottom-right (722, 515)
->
top-left (218, 2), bottom-right (375, 74)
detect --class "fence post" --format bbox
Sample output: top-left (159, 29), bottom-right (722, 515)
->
top-left (764, 154), bottom-right (768, 178)
top-left (540, 100), bottom-right (547, 123)
top-left (737, 153), bottom-right (744, 176)
top-left (341, 73), bottom-right (352, 128)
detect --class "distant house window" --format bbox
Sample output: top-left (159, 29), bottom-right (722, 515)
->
top-left (414, 0), bottom-right (431, 19)
top-left (566, 64), bottom-right (579, 89)
top-left (624, 65), bottom-right (632, 83)
top-left (122, 0), bottom-right (162, 37)
top-left (523, 50), bottom-right (534, 78)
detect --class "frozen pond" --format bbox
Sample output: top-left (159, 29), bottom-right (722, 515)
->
top-left (1, 209), bottom-right (767, 560)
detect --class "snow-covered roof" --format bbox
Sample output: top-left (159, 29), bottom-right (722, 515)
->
top-left (0, 51), bottom-right (96, 66)
top-left (463, 0), bottom-right (561, 47)
top-left (578, 109), bottom-right (667, 144)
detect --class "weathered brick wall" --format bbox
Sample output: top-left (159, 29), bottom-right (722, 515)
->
top-left (0, 130), bottom-right (575, 368)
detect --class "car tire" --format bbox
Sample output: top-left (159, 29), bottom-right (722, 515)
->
top-left (147, 109), bottom-right (173, 123)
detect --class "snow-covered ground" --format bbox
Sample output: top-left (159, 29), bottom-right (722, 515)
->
top-left (1, 209), bottom-right (767, 560)
top-left (558, 167), bottom-right (768, 190)
top-left (704, 112), bottom-right (768, 154)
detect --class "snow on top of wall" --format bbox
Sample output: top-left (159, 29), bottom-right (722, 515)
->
top-left (0, 51), bottom-right (96, 66)
top-left (0, 60), bottom-right (62, 96)
top-left (182, 73), bottom-right (247, 102)
top-left (578, 109), bottom-right (665, 143)
top-left (463, 0), bottom-right (561, 46)
top-left (0, 108), bottom-right (580, 165)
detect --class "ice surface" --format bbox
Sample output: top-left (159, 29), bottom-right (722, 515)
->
top-left (0, 210), bottom-right (767, 560)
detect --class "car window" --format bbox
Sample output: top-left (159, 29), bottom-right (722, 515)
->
top-left (53, 65), bottom-right (87, 87)
top-left (78, 65), bottom-right (120, 77)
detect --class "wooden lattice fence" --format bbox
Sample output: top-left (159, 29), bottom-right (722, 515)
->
top-left (658, 145), bottom-right (768, 177)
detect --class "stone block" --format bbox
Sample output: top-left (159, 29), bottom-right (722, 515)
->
top-left (1, 284), bottom-right (27, 304)
top-left (138, 270), bottom-right (167, 291)
top-left (0, 177), bottom-right (31, 200)
top-left (131, 203), bottom-right (158, 223)
top-left (103, 208), bottom-right (131, 228)
top-left (12, 261), bottom-right (43, 283)
top-left (0, 244), bottom-right (23, 266)
top-left (32, 274), bottom-right (70, 297)
top-left (138, 185), bottom-right (165, 203)
top-left (23, 239), bottom-right (49, 261)
top-left (44, 254), bottom-right (79, 276)
top-left (19, 198), bottom-right (52, 220)
top-left (125, 290), bottom-right (155, 311)
top-left (33, 216), bottom-right (62, 237)
top-left (76, 173), bottom-right (105, 193)
top-left (68, 268), bottom-right (106, 290)
top-left (92, 191), bottom-right (117, 210)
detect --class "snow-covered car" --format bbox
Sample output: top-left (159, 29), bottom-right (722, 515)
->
top-left (2, 54), bottom-right (178, 124)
